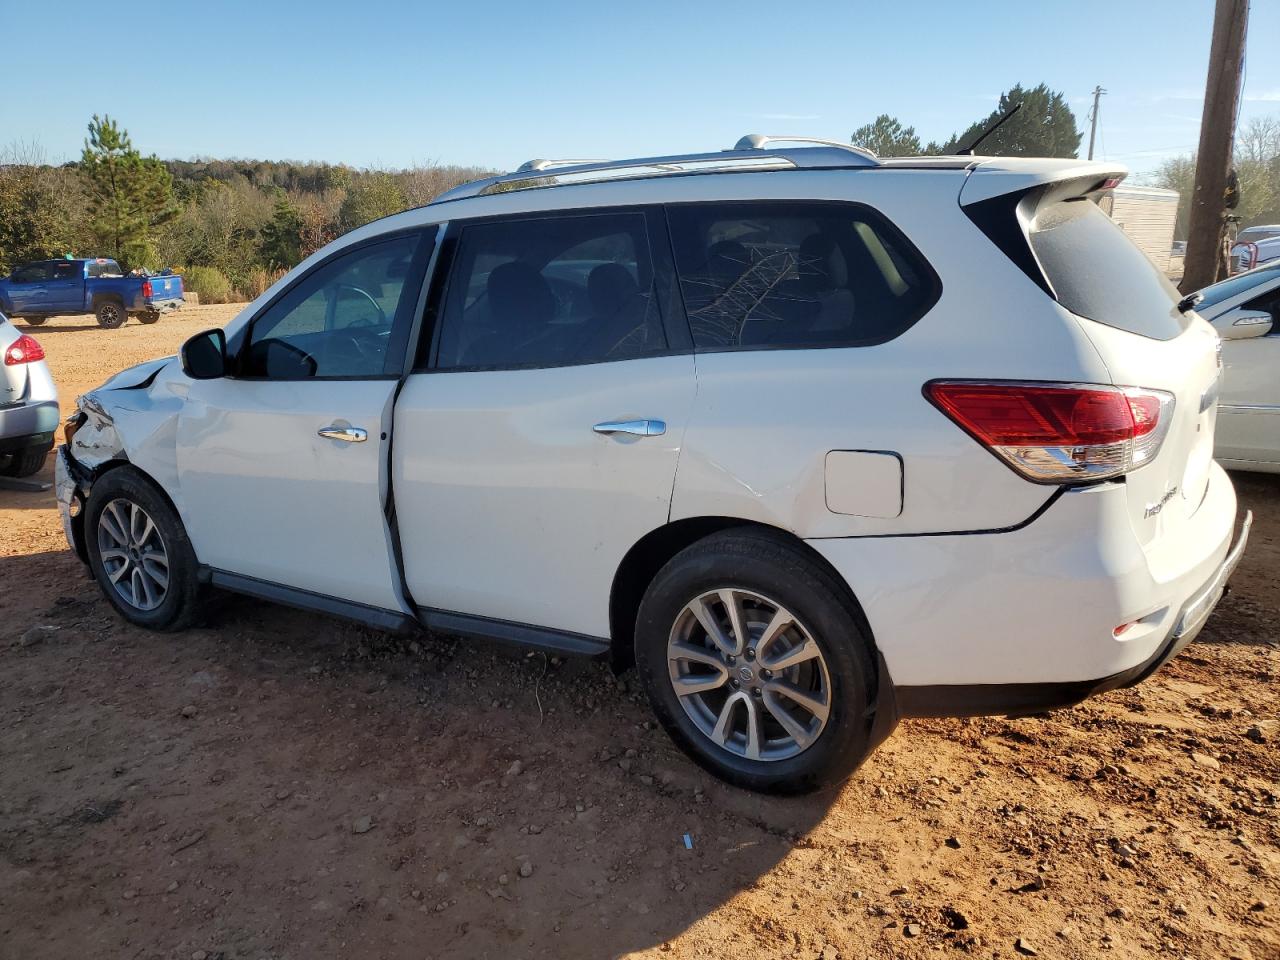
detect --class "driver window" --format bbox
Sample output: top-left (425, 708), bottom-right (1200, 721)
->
top-left (241, 234), bottom-right (420, 379)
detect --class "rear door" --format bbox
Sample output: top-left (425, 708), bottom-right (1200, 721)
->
top-left (7, 262), bottom-right (50, 313)
top-left (392, 207), bottom-right (695, 640)
top-left (176, 229), bottom-right (435, 610)
top-left (1214, 282), bottom-right (1280, 465)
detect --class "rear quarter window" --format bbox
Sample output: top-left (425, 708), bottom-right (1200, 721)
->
top-left (666, 201), bottom-right (940, 351)
top-left (1029, 198), bottom-right (1188, 340)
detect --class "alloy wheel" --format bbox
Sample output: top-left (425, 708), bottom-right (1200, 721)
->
top-left (667, 588), bottom-right (832, 761)
top-left (96, 498), bottom-right (170, 611)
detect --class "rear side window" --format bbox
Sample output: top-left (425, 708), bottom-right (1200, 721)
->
top-left (1029, 199), bottom-right (1188, 340)
top-left (52, 261), bottom-right (80, 280)
top-left (666, 201), bottom-right (939, 350)
top-left (87, 259), bottom-right (123, 278)
top-left (435, 212), bottom-right (667, 370)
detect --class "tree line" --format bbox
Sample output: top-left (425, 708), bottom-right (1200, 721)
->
top-left (0, 115), bottom-right (491, 303)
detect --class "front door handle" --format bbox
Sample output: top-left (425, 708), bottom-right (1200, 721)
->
top-left (318, 425), bottom-right (368, 443)
top-left (593, 419), bottom-right (667, 437)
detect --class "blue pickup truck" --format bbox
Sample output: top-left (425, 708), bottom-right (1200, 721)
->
top-left (0, 258), bottom-right (184, 329)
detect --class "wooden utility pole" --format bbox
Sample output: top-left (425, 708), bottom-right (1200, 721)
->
top-left (1087, 85), bottom-right (1106, 160)
top-left (1181, 0), bottom-right (1249, 294)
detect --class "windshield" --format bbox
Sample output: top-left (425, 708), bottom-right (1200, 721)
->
top-left (1197, 261), bottom-right (1280, 309)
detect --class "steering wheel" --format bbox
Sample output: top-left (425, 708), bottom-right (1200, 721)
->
top-left (335, 284), bottom-right (387, 328)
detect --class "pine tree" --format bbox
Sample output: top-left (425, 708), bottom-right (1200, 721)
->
top-left (942, 84), bottom-right (1082, 158)
top-left (851, 115), bottom-right (923, 157)
top-left (80, 115), bottom-right (177, 268)
top-left (260, 190), bottom-right (303, 268)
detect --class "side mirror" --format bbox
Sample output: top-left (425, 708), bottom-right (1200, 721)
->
top-left (180, 328), bottom-right (228, 379)
top-left (1214, 307), bottom-right (1273, 340)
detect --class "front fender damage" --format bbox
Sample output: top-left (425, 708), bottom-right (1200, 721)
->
top-left (66, 356), bottom-right (188, 515)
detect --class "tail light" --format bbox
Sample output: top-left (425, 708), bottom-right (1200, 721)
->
top-left (4, 334), bottom-right (45, 366)
top-left (142, 279), bottom-right (154, 298)
top-left (925, 380), bottom-right (1174, 483)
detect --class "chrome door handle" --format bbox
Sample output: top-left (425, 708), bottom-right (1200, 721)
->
top-left (593, 419), bottom-right (667, 437)
top-left (318, 425), bottom-right (368, 443)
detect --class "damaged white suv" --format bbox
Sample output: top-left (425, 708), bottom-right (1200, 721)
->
top-left (58, 138), bottom-right (1250, 793)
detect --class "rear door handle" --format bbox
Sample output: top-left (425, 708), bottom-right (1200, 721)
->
top-left (318, 425), bottom-right (368, 443)
top-left (593, 419), bottom-right (666, 437)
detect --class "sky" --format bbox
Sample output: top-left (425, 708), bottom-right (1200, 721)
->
top-left (1, 0), bottom-right (1277, 181)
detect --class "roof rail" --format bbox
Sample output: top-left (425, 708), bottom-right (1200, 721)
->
top-left (428, 138), bottom-right (880, 205)
top-left (734, 134), bottom-right (878, 161)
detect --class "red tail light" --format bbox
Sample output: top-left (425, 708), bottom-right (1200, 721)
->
top-left (925, 381), bottom-right (1174, 483)
top-left (142, 279), bottom-right (154, 298)
top-left (4, 334), bottom-right (45, 366)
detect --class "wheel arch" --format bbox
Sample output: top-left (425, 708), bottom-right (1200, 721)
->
top-left (81, 457), bottom-right (192, 562)
top-left (608, 517), bottom-right (880, 673)
top-left (91, 291), bottom-right (126, 308)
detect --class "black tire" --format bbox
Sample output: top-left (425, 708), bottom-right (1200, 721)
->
top-left (137, 311), bottom-right (161, 325)
top-left (1, 446), bottom-right (48, 477)
top-left (634, 528), bottom-right (877, 795)
top-left (23, 315), bottom-right (49, 326)
top-left (95, 300), bottom-right (126, 329)
top-left (85, 465), bottom-right (202, 631)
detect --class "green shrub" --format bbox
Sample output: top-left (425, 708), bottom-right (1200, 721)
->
top-left (179, 266), bottom-right (235, 304)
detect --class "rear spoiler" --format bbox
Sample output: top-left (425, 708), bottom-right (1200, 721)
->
top-left (958, 159), bottom-right (1128, 297)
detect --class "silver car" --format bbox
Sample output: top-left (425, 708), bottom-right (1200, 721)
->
top-left (0, 309), bottom-right (58, 477)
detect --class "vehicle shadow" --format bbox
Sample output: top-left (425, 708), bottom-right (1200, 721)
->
top-left (0, 547), bottom-right (841, 959)
top-left (0, 457), bottom-right (57, 510)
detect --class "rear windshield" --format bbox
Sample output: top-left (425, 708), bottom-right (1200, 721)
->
top-left (1029, 198), bottom-right (1188, 340)
top-left (87, 259), bottom-right (122, 278)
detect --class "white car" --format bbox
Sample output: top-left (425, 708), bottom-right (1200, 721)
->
top-left (1192, 263), bottom-right (1280, 473)
top-left (1232, 226), bottom-right (1280, 273)
top-left (56, 138), bottom-right (1250, 793)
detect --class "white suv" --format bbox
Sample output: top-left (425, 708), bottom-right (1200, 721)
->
top-left (56, 138), bottom-right (1250, 793)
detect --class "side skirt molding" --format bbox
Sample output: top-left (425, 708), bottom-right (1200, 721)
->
top-left (418, 607), bottom-right (610, 658)
top-left (207, 569), bottom-right (417, 634)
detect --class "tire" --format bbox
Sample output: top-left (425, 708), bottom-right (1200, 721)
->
top-left (23, 315), bottom-right (49, 326)
top-left (1, 446), bottom-right (48, 477)
top-left (95, 300), bottom-right (126, 329)
top-left (137, 311), bottom-right (161, 325)
top-left (85, 465), bottom-right (202, 631)
top-left (634, 528), bottom-right (877, 794)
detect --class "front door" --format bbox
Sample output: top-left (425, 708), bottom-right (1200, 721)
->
top-left (1218, 286), bottom-right (1280, 466)
top-left (47, 260), bottom-right (83, 313)
top-left (393, 208), bottom-right (695, 639)
top-left (176, 229), bottom-right (434, 610)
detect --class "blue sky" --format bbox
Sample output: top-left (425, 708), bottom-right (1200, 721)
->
top-left (2, 0), bottom-right (1277, 179)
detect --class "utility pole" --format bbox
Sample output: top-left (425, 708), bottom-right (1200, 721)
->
top-left (1181, 0), bottom-right (1249, 294)
top-left (1087, 85), bottom-right (1106, 160)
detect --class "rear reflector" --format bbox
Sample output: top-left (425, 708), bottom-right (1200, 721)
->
top-left (4, 334), bottom-right (45, 366)
top-left (925, 381), bottom-right (1174, 483)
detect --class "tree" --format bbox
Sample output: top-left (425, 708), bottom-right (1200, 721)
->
top-left (851, 115), bottom-right (922, 157)
top-left (80, 115), bottom-right (177, 268)
top-left (944, 84), bottom-right (1082, 158)
top-left (259, 189), bottom-right (303, 269)
top-left (338, 173), bottom-right (406, 232)
top-left (0, 144), bottom-right (79, 273)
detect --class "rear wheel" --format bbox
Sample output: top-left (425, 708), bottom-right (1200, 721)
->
top-left (137, 311), bottom-right (161, 324)
top-left (634, 528), bottom-right (877, 794)
top-left (23, 315), bottom-right (48, 326)
top-left (85, 466), bottom-right (202, 630)
top-left (95, 300), bottom-right (126, 329)
top-left (1, 446), bottom-right (48, 477)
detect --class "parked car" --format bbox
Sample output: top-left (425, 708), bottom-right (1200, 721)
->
top-left (55, 139), bottom-right (1250, 793)
top-left (0, 258), bottom-right (184, 329)
top-left (0, 309), bottom-right (58, 477)
top-left (1231, 225), bottom-right (1280, 274)
top-left (1190, 263), bottom-right (1280, 473)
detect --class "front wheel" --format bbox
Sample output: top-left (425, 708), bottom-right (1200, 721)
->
top-left (137, 311), bottom-right (161, 325)
top-left (634, 528), bottom-right (877, 794)
top-left (23, 315), bottom-right (49, 326)
top-left (85, 466), bottom-right (203, 630)
top-left (95, 300), bottom-right (126, 329)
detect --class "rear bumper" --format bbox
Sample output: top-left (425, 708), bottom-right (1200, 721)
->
top-left (892, 509), bottom-right (1251, 717)
top-left (139, 297), bottom-right (183, 313)
top-left (810, 462), bottom-right (1243, 716)
top-left (0, 398), bottom-right (60, 451)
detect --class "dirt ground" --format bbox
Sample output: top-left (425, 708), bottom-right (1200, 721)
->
top-left (1, 307), bottom-right (1277, 960)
